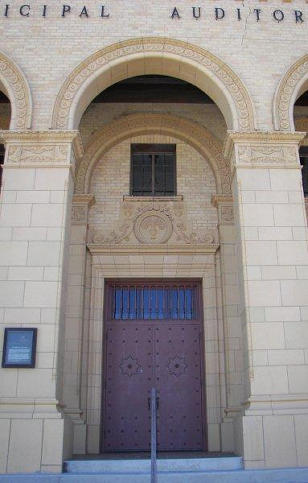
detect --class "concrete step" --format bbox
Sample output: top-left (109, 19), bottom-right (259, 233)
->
top-left (64, 456), bottom-right (243, 473)
top-left (2, 468), bottom-right (308, 483)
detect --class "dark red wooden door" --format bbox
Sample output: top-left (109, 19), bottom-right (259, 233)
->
top-left (102, 281), bottom-right (205, 452)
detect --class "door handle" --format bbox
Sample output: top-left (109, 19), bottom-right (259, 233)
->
top-left (148, 396), bottom-right (159, 410)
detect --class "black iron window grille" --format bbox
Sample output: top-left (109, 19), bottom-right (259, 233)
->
top-left (299, 146), bottom-right (308, 197)
top-left (131, 144), bottom-right (176, 196)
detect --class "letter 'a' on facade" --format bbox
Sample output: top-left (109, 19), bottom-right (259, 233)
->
top-left (0, 7), bottom-right (308, 480)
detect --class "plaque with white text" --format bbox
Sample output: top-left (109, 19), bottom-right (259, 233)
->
top-left (2, 328), bottom-right (37, 368)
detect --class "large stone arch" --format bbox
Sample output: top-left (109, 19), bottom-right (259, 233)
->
top-left (0, 50), bottom-right (32, 129)
top-left (274, 54), bottom-right (308, 131)
top-left (52, 38), bottom-right (255, 132)
top-left (75, 113), bottom-right (230, 195)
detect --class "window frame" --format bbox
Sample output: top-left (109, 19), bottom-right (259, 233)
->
top-left (130, 143), bottom-right (176, 197)
top-left (299, 145), bottom-right (308, 197)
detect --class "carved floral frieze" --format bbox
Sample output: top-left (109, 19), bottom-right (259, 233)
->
top-left (7, 145), bottom-right (69, 164)
top-left (89, 200), bottom-right (218, 247)
top-left (237, 144), bottom-right (298, 166)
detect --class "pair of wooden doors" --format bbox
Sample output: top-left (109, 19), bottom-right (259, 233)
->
top-left (101, 280), bottom-right (206, 452)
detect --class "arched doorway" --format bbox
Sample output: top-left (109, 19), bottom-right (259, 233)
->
top-left (58, 39), bottom-right (254, 456)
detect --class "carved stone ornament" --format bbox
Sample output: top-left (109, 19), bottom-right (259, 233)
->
top-left (224, 132), bottom-right (306, 167)
top-left (275, 55), bottom-right (308, 131)
top-left (89, 200), bottom-right (218, 247)
top-left (7, 145), bottom-right (68, 164)
top-left (134, 210), bottom-right (172, 244)
top-left (52, 38), bottom-right (254, 132)
top-left (120, 355), bottom-right (142, 377)
top-left (167, 356), bottom-right (187, 377)
top-left (221, 206), bottom-right (234, 224)
top-left (237, 145), bottom-right (297, 166)
top-left (0, 52), bottom-right (32, 129)
top-left (71, 205), bottom-right (87, 223)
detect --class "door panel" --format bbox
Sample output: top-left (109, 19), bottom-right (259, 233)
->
top-left (102, 280), bottom-right (205, 452)
top-left (103, 325), bottom-right (152, 451)
top-left (155, 324), bottom-right (204, 451)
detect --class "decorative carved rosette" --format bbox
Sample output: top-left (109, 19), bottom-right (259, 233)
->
top-left (134, 210), bottom-right (173, 244)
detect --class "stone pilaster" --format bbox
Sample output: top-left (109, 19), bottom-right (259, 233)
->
top-left (212, 194), bottom-right (242, 452)
top-left (0, 130), bottom-right (82, 473)
top-left (225, 131), bottom-right (308, 469)
top-left (63, 193), bottom-right (95, 455)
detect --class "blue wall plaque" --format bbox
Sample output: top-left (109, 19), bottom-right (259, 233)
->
top-left (2, 328), bottom-right (37, 368)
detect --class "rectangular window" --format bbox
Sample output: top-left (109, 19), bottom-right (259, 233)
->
top-left (299, 146), bottom-right (308, 196)
top-left (131, 144), bottom-right (176, 196)
top-left (0, 144), bottom-right (5, 192)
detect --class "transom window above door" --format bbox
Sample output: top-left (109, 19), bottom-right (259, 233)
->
top-left (131, 144), bottom-right (176, 196)
top-left (106, 282), bottom-right (200, 321)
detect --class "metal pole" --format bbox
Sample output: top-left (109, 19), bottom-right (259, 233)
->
top-left (151, 387), bottom-right (157, 483)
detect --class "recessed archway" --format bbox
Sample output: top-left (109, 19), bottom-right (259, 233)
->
top-left (75, 113), bottom-right (231, 195)
top-left (52, 38), bottom-right (255, 132)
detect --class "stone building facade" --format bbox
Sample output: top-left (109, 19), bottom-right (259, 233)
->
top-left (0, 0), bottom-right (308, 474)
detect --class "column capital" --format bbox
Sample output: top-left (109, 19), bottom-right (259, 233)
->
top-left (71, 194), bottom-right (95, 224)
top-left (0, 129), bottom-right (84, 168)
top-left (211, 194), bottom-right (233, 207)
top-left (211, 195), bottom-right (234, 225)
top-left (224, 130), bottom-right (306, 169)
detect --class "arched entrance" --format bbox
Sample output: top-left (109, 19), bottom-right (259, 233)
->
top-left (57, 41), bottom-right (249, 456)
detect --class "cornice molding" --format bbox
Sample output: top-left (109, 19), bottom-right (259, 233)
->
top-left (87, 244), bottom-right (219, 255)
top-left (211, 194), bottom-right (233, 207)
top-left (72, 194), bottom-right (95, 206)
top-left (0, 129), bottom-right (80, 144)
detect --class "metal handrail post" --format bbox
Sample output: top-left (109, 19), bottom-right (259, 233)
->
top-left (150, 387), bottom-right (157, 483)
